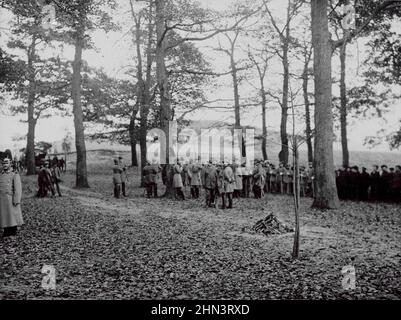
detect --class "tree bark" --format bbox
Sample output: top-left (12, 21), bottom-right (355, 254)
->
top-left (129, 116), bottom-right (138, 167)
top-left (156, 0), bottom-right (174, 196)
top-left (279, 0), bottom-right (291, 165)
top-left (72, 27), bottom-right (89, 188)
top-left (340, 43), bottom-right (349, 167)
top-left (25, 35), bottom-right (37, 175)
top-left (261, 86), bottom-right (268, 161)
top-left (311, 0), bottom-right (340, 209)
top-left (302, 56), bottom-right (313, 164)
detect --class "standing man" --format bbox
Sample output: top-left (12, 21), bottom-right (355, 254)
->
top-left (369, 165), bottom-right (380, 201)
top-left (241, 162), bottom-right (251, 198)
top-left (112, 159), bottom-right (122, 198)
top-left (358, 167), bottom-right (370, 201)
top-left (118, 156), bottom-right (128, 197)
top-left (188, 160), bottom-right (202, 199)
top-left (173, 160), bottom-right (185, 200)
top-left (380, 165), bottom-right (390, 201)
top-left (202, 161), bottom-right (218, 207)
top-left (50, 162), bottom-right (62, 197)
top-left (221, 163), bottom-right (235, 209)
top-left (233, 162), bottom-right (243, 198)
top-left (0, 158), bottom-right (23, 237)
top-left (393, 165), bottom-right (401, 203)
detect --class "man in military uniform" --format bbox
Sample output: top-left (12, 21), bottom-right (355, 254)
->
top-left (112, 159), bottom-right (122, 198)
top-left (369, 165), bottom-right (380, 201)
top-left (252, 161), bottom-right (265, 199)
top-left (143, 161), bottom-right (159, 198)
top-left (392, 165), bottom-right (401, 202)
top-left (118, 156), bottom-right (128, 197)
top-left (188, 160), bottom-right (202, 199)
top-left (241, 162), bottom-right (251, 198)
top-left (50, 162), bottom-right (62, 197)
top-left (0, 158), bottom-right (23, 237)
top-left (380, 165), bottom-right (390, 201)
top-left (173, 160), bottom-right (185, 200)
top-left (221, 163), bottom-right (235, 209)
top-left (358, 167), bottom-right (370, 201)
top-left (202, 161), bottom-right (218, 207)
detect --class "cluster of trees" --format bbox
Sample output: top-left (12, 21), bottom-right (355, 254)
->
top-left (0, 0), bottom-right (400, 209)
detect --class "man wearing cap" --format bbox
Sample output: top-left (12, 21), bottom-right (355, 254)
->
top-left (202, 161), bottom-right (218, 207)
top-left (188, 159), bottom-right (202, 199)
top-left (0, 158), bottom-right (23, 237)
top-left (118, 156), bottom-right (128, 197)
top-left (112, 159), bottom-right (122, 198)
top-left (221, 163), bottom-right (235, 209)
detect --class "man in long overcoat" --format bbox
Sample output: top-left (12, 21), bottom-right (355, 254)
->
top-left (0, 158), bottom-right (23, 237)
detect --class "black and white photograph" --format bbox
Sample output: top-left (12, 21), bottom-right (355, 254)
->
top-left (0, 0), bottom-right (400, 308)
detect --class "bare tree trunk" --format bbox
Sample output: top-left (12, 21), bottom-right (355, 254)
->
top-left (340, 43), bottom-right (349, 167)
top-left (292, 137), bottom-right (300, 259)
top-left (279, 0), bottom-right (291, 166)
top-left (261, 87), bottom-right (268, 161)
top-left (302, 57), bottom-right (313, 164)
top-left (72, 27), bottom-right (89, 188)
top-left (25, 35), bottom-right (37, 175)
top-left (129, 116), bottom-right (138, 167)
top-left (156, 0), bottom-right (173, 196)
top-left (311, 0), bottom-right (339, 209)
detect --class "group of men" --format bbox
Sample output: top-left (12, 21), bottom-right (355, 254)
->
top-left (141, 159), bottom-right (315, 209)
top-left (141, 159), bottom-right (401, 207)
top-left (37, 160), bottom-right (63, 198)
top-left (112, 157), bottom-right (128, 198)
top-left (336, 165), bottom-right (401, 202)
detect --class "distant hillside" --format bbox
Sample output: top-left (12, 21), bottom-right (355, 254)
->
top-left (55, 120), bottom-right (401, 168)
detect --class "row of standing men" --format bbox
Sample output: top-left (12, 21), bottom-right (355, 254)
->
top-left (142, 160), bottom-right (316, 209)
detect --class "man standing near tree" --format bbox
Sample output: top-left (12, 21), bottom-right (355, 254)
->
top-left (118, 156), bottom-right (128, 197)
top-left (0, 158), bottom-right (23, 238)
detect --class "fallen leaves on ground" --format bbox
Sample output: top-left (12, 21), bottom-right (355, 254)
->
top-left (1, 166), bottom-right (400, 300)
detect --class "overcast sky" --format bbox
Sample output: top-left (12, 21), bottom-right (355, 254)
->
top-left (0, 0), bottom-right (400, 155)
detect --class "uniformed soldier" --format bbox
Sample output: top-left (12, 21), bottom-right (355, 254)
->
top-left (241, 162), bottom-right (251, 198)
top-left (358, 167), bottom-right (370, 201)
top-left (37, 161), bottom-right (53, 198)
top-left (173, 161), bottom-right (185, 200)
top-left (269, 164), bottom-right (277, 194)
top-left (233, 162), bottom-right (243, 198)
top-left (188, 160), bottom-right (202, 199)
top-left (252, 161), bottom-right (265, 199)
top-left (369, 165), bottom-right (380, 201)
top-left (112, 159), bottom-right (122, 198)
top-left (221, 163), bottom-right (235, 209)
top-left (0, 158), bottom-right (23, 237)
top-left (380, 165), bottom-right (390, 201)
top-left (393, 165), bottom-right (401, 202)
top-left (50, 163), bottom-right (62, 197)
top-left (299, 166), bottom-right (307, 197)
top-left (202, 161), bottom-right (218, 207)
top-left (306, 162), bottom-right (315, 197)
top-left (118, 156), bottom-right (128, 197)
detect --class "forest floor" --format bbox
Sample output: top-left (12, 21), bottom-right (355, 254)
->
top-left (1, 165), bottom-right (400, 300)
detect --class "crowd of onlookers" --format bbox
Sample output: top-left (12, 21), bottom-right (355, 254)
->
top-left (335, 165), bottom-right (401, 203)
top-left (141, 159), bottom-right (401, 207)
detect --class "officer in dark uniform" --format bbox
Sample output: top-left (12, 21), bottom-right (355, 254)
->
top-left (358, 167), bottom-right (370, 201)
top-left (369, 165), bottom-right (380, 201)
top-left (380, 165), bottom-right (390, 201)
top-left (393, 165), bottom-right (401, 202)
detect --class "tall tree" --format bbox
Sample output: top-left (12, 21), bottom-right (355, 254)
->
top-left (311, 0), bottom-right (339, 209)
top-left (56, 0), bottom-right (117, 188)
top-left (1, 2), bottom-right (70, 174)
top-left (311, 0), bottom-right (400, 209)
top-left (263, 0), bottom-right (304, 165)
top-left (248, 47), bottom-right (272, 160)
